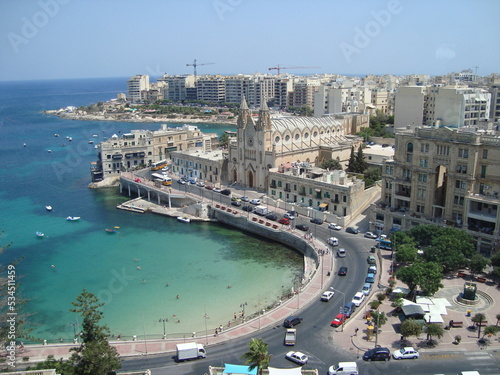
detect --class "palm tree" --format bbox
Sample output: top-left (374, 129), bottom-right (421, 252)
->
top-left (472, 313), bottom-right (486, 339)
top-left (241, 338), bottom-right (271, 375)
top-left (495, 313), bottom-right (500, 326)
top-left (425, 323), bottom-right (444, 345)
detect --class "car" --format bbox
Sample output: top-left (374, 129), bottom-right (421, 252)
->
top-left (220, 189), bottom-right (231, 196)
top-left (278, 217), bottom-right (290, 225)
top-left (283, 316), bottom-right (303, 328)
top-left (327, 237), bottom-right (339, 246)
top-left (310, 218), bottom-right (323, 225)
top-left (242, 205), bottom-right (253, 212)
top-left (177, 179), bottom-right (187, 185)
top-left (363, 347), bottom-right (391, 361)
top-left (212, 187), bottom-right (222, 193)
top-left (196, 181), bottom-right (205, 187)
top-left (265, 213), bottom-right (278, 221)
top-left (330, 313), bottom-right (346, 327)
top-left (204, 184), bottom-right (214, 190)
top-left (283, 212), bottom-right (296, 220)
top-left (285, 351), bottom-right (308, 366)
top-left (345, 227), bottom-right (359, 234)
top-left (328, 223), bottom-right (342, 230)
top-left (337, 248), bottom-right (346, 258)
top-left (351, 292), bottom-right (366, 307)
top-left (296, 224), bottom-right (309, 231)
top-left (364, 231), bottom-right (378, 239)
top-left (338, 266), bottom-right (348, 276)
top-left (343, 302), bottom-right (356, 317)
top-left (367, 255), bottom-right (376, 264)
top-left (365, 273), bottom-right (375, 283)
top-left (321, 291), bottom-right (334, 301)
top-left (393, 347), bottom-right (419, 360)
top-left (189, 179), bottom-right (197, 184)
top-left (368, 265), bottom-right (377, 274)
top-left (250, 199), bottom-right (261, 205)
top-left (361, 283), bottom-right (372, 296)
top-left (288, 210), bottom-right (299, 217)
top-left (231, 197), bottom-right (241, 202)
top-left (231, 200), bottom-right (242, 207)
top-left (239, 196), bottom-right (249, 202)
top-left (382, 143), bottom-right (390, 148)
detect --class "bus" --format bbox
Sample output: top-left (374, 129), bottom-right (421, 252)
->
top-left (151, 173), bottom-right (172, 186)
top-left (379, 239), bottom-right (392, 250)
top-left (151, 160), bottom-right (168, 171)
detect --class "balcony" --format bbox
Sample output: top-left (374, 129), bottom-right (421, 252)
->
top-left (395, 190), bottom-right (411, 198)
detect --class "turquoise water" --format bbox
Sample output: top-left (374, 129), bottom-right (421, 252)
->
top-left (0, 78), bottom-right (303, 342)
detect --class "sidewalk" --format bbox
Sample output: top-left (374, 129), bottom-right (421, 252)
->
top-left (332, 244), bottom-right (500, 357)
top-left (9, 234), bottom-right (334, 365)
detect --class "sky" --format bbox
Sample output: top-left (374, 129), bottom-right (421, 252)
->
top-left (0, 0), bottom-right (499, 81)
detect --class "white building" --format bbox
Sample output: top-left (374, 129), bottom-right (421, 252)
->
top-left (127, 75), bottom-right (150, 102)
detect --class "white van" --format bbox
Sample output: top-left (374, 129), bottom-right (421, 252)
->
top-left (328, 361), bottom-right (358, 375)
top-left (327, 237), bottom-right (339, 246)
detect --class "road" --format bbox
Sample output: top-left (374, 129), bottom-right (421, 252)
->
top-left (118, 177), bottom-right (500, 374)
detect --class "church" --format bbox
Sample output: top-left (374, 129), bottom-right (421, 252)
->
top-left (227, 97), bottom-right (368, 191)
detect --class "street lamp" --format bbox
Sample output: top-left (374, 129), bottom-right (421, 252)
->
top-left (240, 302), bottom-right (247, 321)
top-left (69, 321), bottom-right (79, 341)
top-left (203, 311), bottom-right (209, 345)
top-left (331, 287), bottom-right (346, 332)
top-left (259, 309), bottom-right (265, 330)
top-left (159, 318), bottom-right (168, 339)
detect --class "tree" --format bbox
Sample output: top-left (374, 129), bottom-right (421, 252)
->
top-left (395, 243), bottom-right (419, 264)
top-left (396, 262), bottom-right (443, 297)
top-left (496, 313), bottom-right (500, 326)
top-left (27, 355), bottom-right (74, 374)
top-left (482, 325), bottom-right (500, 340)
top-left (370, 311), bottom-right (387, 347)
top-left (319, 158), bottom-right (342, 170)
top-left (425, 323), bottom-right (444, 343)
top-left (491, 251), bottom-right (500, 267)
top-left (363, 166), bottom-right (382, 188)
top-left (472, 313), bottom-right (486, 339)
top-left (469, 254), bottom-right (490, 276)
top-left (218, 133), bottom-right (230, 148)
top-left (400, 319), bottom-right (422, 340)
top-left (69, 290), bottom-right (121, 375)
top-left (355, 145), bottom-right (368, 173)
top-left (241, 338), bottom-right (271, 375)
top-left (346, 146), bottom-right (356, 172)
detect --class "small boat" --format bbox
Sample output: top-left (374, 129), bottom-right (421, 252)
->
top-left (68, 137), bottom-right (73, 141)
top-left (177, 216), bottom-right (191, 223)
top-left (66, 216), bottom-right (81, 221)
top-left (46, 205), bottom-right (53, 211)
top-left (23, 143), bottom-right (27, 147)
top-left (92, 134), bottom-right (98, 137)
top-left (47, 149), bottom-right (52, 153)
top-left (54, 134), bottom-right (60, 137)
top-left (88, 140), bottom-right (94, 144)
top-left (105, 228), bottom-right (117, 234)
top-left (36, 231), bottom-right (44, 238)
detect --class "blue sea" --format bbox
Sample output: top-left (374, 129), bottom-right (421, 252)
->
top-left (0, 77), bottom-right (303, 342)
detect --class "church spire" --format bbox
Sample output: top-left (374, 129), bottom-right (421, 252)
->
top-left (237, 95), bottom-right (253, 129)
top-left (256, 97), bottom-right (271, 131)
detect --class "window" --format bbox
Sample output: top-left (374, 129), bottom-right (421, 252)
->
top-left (417, 187), bottom-right (426, 198)
top-left (458, 148), bottom-right (469, 158)
top-left (436, 145), bottom-right (450, 156)
top-left (419, 158), bottom-right (428, 167)
top-left (407, 142), bottom-right (413, 152)
top-left (482, 149), bottom-right (488, 159)
top-left (456, 164), bottom-right (467, 174)
top-left (420, 143), bottom-right (429, 153)
top-left (278, 180), bottom-right (282, 187)
top-left (416, 204), bottom-right (424, 213)
top-left (294, 134), bottom-right (299, 140)
top-left (343, 195), bottom-right (347, 202)
top-left (406, 153), bottom-right (413, 163)
top-left (481, 165), bottom-right (486, 178)
top-left (385, 165), bottom-right (394, 175)
top-left (285, 135), bottom-right (290, 142)
top-left (454, 195), bottom-right (464, 206)
top-left (403, 169), bottom-right (412, 179)
top-left (418, 173), bottom-right (427, 183)
top-left (455, 180), bottom-right (466, 190)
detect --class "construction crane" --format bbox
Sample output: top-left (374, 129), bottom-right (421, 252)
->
top-left (268, 64), bottom-right (320, 76)
top-left (186, 59), bottom-right (215, 81)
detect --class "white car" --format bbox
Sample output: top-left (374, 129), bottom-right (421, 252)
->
top-left (351, 292), bottom-right (366, 307)
top-left (321, 291), bottom-right (334, 301)
top-left (337, 248), bottom-right (346, 258)
top-left (285, 351), bottom-right (308, 365)
top-left (361, 283), bottom-right (372, 296)
top-left (284, 212), bottom-right (295, 220)
top-left (327, 237), bottom-right (339, 246)
top-left (364, 231), bottom-right (378, 239)
top-left (368, 265), bottom-right (377, 274)
top-left (328, 223), bottom-right (342, 230)
top-left (250, 199), bottom-right (261, 205)
top-left (212, 187), bottom-right (222, 193)
top-left (393, 347), bottom-right (419, 360)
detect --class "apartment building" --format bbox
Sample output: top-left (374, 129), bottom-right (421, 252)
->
top-left (169, 149), bottom-right (226, 186)
top-left (288, 79), bottom-right (320, 108)
top-left (488, 75), bottom-right (500, 122)
top-left (394, 85), bottom-right (491, 129)
top-left (371, 125), bottom-right (500, 255)
top-left (127, 75), bottom-right (150, 102)
top-left (224, 75), bottom-right (276, 107)
top-left (196, 76), bottom-right (226, 103)
top-left (163, 74), bottom-right (196, 101)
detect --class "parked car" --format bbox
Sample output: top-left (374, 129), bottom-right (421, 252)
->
top-left (285, 351), bottom-right (308, 366)
top-left (242, 205), bottom-right (253, 212)
top-left (367, 255), bottom-right (376, 264)
top-left (278, 217), bottom-right (290, 225)
top-left (393, 347), bottom-right (419, 360)
top-left (212, 187), bottom-right (222, 193)
top-left (321, 291), bottom-right (334, 301)
top-left (296, 224), bottom-right (309, 231)
top-left (239, 196), bottom-right (249, 202)
top-left (250, 199), bottom-right (261, 205)
top-left (337, 248), bottom-right (346, 258)
top-left (231, 201), bottom-right (242, 207)
top-left (330, 313), bottom-right (346, 327)
top-left (284, 212), bottom-right (296, 220)
top-left (265, 213), bottom-right (278, 221)
top-left (220, 189), bottom-right (231, 196)
top-left (231, 197), bottom-right (241, 202)
top-left (345, 227), bottom-right (359, 234)
top-left (365, 273), bottom-right (375, 283)
top-left (310, 218), bottom-right (323, 225)
top-left (338, 266), bottom-right (348, 276)
top-left (351, 292), bottom-right (366, 307)
top-left (364, 231), bottom-right (378, 239)
top-left (368, 265), bottom-right (377, 274)
top-left (177, 179), bottom-right (187, 185)
top-left (363, 347), bottom-right (391, 361)
top-left (327, 237), bottom-right (339, 246)
top-left (283, 316), bottom-right (303, 328)
top-left (196, 181), bottom-right (205, 187)
top-left (343, 302), bottom-right (356, 318)
top-left (361, 283), bottom-right (372, 296)
top-left (205, 184), bottom-right (214, 190)
top-left (328, 223), bottom-right (342, 230)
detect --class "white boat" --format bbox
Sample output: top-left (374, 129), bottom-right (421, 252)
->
top-left (66, 216), bottom-right (81, 221)
top-left (36, 231), bottom-right (44, 238)
top-left (177, 216), bottom-right (191, 223)
top-left (46, 206), bottom-right (53, 211)
top-left (54, 134), bottom-right (60, 137)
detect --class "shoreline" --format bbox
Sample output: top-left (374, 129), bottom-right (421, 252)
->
top-left (44, 109), bottom-right (237, 126)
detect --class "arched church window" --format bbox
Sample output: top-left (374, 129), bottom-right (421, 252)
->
top-left (275, 136), bottom-right (280, 143)
top-left (313, 131), bottom-right (318, 137)
top-left (304, 132), bottom-right (309, 139)
top-left (407, 142), bottom-right (413, 152)
top-left (294, 134), bottom-right (299, 140)
top-left (285, 135), bottom-right (290, 142)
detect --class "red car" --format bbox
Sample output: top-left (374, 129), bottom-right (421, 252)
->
top-left (330, 314), bottom-right (347, 327)
top-left (278, 218), bottom-right (290, 225)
